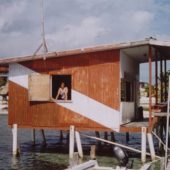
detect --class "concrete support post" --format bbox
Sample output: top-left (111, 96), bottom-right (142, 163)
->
top-left (31, 129), bottom-right (35, 146)
top-left (147, 133), bottom-right (155, 161)
top-left (90, 145), bottom-right (96, 160)
top-left (141, 127), bottom-right (147, 163)
top-left (75, 131), bottom-right (83, 158)
top-left (126, 132), bottom-right (129, 143)
top-left (111, 132), bottom-right (115, 141)
top-left (40, 129), bottom-right (46, 146)
top-left (12, 124), bottom-right (18, 156)
top-left (69, 125), bottom-right (75, 159)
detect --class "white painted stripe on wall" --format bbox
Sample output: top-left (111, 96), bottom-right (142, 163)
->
top-left (57, 90), bottom-right (121, 131)
top-left (9, 63), bottom-right (36, 89)
top-left (9, 63), bottom-right (121, 131)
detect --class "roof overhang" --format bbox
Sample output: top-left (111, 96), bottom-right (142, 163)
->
top-left (0, 38), bottom-right (170, 65)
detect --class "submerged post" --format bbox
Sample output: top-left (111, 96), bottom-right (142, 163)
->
top-left (69, 125), bottom-right (75, 159)
top-left (12, 124), bottom-right (19, 156)
top-left (90, 145), bottom-right (96, 160)
top-left (141, 127), bottom-right (147, 163)
top-left (40, 129), bottom-right (46, 146)
top-left (31, 129), bottom-right (35, 146)
top-left (75, 131), bottom-right (83, 158)
top-left (147, 133), bottom-right (155, 161)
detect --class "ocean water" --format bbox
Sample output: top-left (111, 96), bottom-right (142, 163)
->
top-left (0, 115), bottom-right (162, 170)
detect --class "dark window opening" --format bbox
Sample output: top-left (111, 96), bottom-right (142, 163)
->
top-left (121, 79), bottom-right (134, 102)
top-left (52, 75), bottom-right (72, 101)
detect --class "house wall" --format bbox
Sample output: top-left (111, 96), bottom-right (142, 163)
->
top-left (8, 50), bottom-right (121, 131)
top-left (120, 50), bottom-right (139, 123)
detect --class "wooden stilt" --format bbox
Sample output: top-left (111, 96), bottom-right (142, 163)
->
top-left (95, 131), bottom-right (101, 145)
top-left (95, 131), bottom-right (100, 138)
top-left (69, 125), bottom-right (75, 159)
top-left (12, 124), bottom-right (19, 156)
top-left (126, 132), bottom-right (129, 143)
top-left (75, 131), bottom-right (83, 158)
top-left (31, 129), bottom-right (35, 146)
top-left (141, 127), bottom-right (147, 163)
top-left (111, 132), bottom-right (115, 142)
top-left (90, 145), bottom-right (96, 160)
top-left (60, 130), bottom-right (63, 140)
top-left (155, 51), bottom-right (158, 104)
top-left (147, 133), bottom-right (155, 161)
top-left (148, 45), bottom-right (152, 127)
top-left (40, 129), bottom-right (46, 146)
top-left (160, 58), bottom-right (163, 102)
top-left (69, 152), bottom-right (79, 167)
top-left (104, 132), bottom-right (108, 140)
top-left (66, 130), bottom-right (69, 144)
top-left (164, 58), bottom-right (167, 101)
top-left (156, 126), bottom-right (162, 151)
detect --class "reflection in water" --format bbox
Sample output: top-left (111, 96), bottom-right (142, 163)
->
top-left (11, 157), bottom-right (19, 169)
top-left (0, 115), bottom-right (161, 170)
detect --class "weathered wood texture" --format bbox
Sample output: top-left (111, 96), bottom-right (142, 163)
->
top-left (28, 74), bottom-right (51, 101)
top-left (8, 50), bottom-right (120, 130)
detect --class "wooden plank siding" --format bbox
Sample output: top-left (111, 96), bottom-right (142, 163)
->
top-left (8, 50), bottom-right (120, 131)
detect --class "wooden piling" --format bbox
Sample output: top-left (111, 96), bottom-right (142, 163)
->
top-left (147, 133), bottom-right (155, 161)
top-left (69, 152), bottom-right (79, 167)
top-left (95, 131), bottom-right (101, 145)
top-left (60, 130), bottom-right (63, 141)
top-left (148, 45), bottom-right (152, 127)
top-left (111, 132), bottom-right (115, 142)
top-left (31, 129), bottom-right (35, 146)
top-left (126, 132), bottom-right (129, 143)
top-left (104, 132), bottom-right (108, 140)
top-left (69, 125), bottom-right (75, 159)
top-left (141, 127), bottom-right (147, 163)
top-left (40, 129), bottom-right (46, 146)
top-left (75, 131), bottom-right (83, 158)
top-left (155, 50), bottom-right (158, 104)
top-left (90, 145), bottom-right (96, 160)
top-left (12, 124), bottom-right (19, 156)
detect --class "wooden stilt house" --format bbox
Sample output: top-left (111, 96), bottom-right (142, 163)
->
top-left (0, 38), bottom-right (170, 133)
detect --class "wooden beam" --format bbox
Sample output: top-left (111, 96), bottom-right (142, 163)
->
top-left (148, 46), bottom-right (152, 127)
top-left (164, 58), bottom-right (167, 101)
top-left (155, 51), bottom-right (158, 104)
top-left (160, 58), bottom-right (163, 102)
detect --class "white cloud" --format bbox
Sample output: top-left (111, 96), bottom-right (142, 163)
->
top-left (0, 0), bottom-right (169, 61)
top-left (46, 17), bottom-right (104, 50)
top-left (0, 1), bottom-right (26, 31)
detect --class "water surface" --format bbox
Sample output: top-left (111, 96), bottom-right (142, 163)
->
top-left (0, 115), bottom-right (162, 170)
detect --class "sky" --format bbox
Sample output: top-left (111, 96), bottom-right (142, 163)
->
top-left (0, 0), bottom-right (170, 81)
